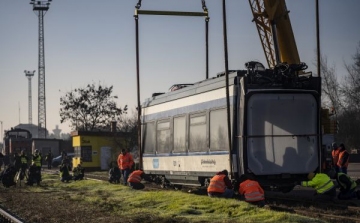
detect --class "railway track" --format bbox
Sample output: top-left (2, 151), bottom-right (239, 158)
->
top-left (266, 195), bottom-right (360, 223)
top-left (0, 206), bottom-right (24, 223)
top-left (43, 169), bottom-right (360, 222)
top-left (269, 205), bottom-right (360, 223)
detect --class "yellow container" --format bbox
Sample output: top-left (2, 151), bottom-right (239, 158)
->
top-left (71, 131), bottom-right (128, 170)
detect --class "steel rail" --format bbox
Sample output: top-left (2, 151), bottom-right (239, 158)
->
top-left (270, 205), bottom-right (360, 223)
top-left (266, 194), bottom-right (360, 212)
top-left (0, 206), bottom-right (24, 223)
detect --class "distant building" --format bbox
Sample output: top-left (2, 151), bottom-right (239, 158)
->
top-left (15, 123), bottom-right (49, 139)
top-left (3, 128), bottom-right (32, 164)
top-left (32, 138), bottom-right (61, 157)
top-left (71, 130), bottom-right (130, 170)
top-left (1, 126), bottom-right (73, 166)
top-left (52, 125), bottom-right (62, 139)
top-left (60, 133), bottom-right (71, 140)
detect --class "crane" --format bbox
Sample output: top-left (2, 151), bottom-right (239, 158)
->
top-left (248, 0), bottom-right (301, 69)
top-left (249, 0), bottom-right (336, 172)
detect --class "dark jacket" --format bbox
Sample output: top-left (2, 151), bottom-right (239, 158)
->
top-left (45, 153), bottom-right (53, 163)
top-left (60, 164), bottom-right (71, 178)
top-left (109, 166), bottom-right (121, 177)
top-left (14, 154), bottom-right (22, 170)
top-left (336, 173), bottom-right (356, 192)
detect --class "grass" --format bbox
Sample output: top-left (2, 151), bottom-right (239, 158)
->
top-left (39, 174), bottom-right (326, 223)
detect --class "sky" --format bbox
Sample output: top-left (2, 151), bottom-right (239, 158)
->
top-left (1, 0), bottom-right (360, 136)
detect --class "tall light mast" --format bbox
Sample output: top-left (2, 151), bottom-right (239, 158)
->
top-left (30, 0), bottom-right (52, 138)
top-left (24, 70), bottom-right (35, 124)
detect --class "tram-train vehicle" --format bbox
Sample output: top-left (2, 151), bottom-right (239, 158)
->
top-left (140, 61), bottom-right (321, 192)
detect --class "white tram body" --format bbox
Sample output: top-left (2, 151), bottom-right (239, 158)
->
top-left (141, 65), bottom-right (321, 191)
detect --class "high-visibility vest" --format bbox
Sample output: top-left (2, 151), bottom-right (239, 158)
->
top-left (337, 173), bottom-right (357, 191)
top-left (20, 155), bottom-right (28, 164)
top-left (239, 179), bottom-right (265, 202)
top-left (32, 155), bottom-right (42, 167)
top-left (331, 149), bottom-right (340, 166)
top-left (73, 166), bottom-right (84, 177)
top-left (301, 173), bottom-right (335, 194)
top-left (117, 153), bottom-right (134, 170)
top-left (337, 150), bottom-right (349, 168)
top-left (207, 175), bottom-right (226, 193)
top-left (128, 170), bottom-right (143, 183)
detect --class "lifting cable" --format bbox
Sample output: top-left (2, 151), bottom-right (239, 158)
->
top-left (134, 0), bottom-right (210, 169)
top-left (221, 0), bottom-right (233, 179)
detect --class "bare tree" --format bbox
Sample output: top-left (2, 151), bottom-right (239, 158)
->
top-left (338, 42), bottom-right (360, 149)
top-left (118, 109), bottom-right (139, 150)
top-left (315, 43), bottom-right (360, 150)
top-left (60, 83), bottom-right (127, 131)
top-left (342, 42), bottom-right (360, 111)
top-left (319, 55), bottom-right (343, 112)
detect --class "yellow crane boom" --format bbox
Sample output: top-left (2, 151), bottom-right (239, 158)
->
top-left (249, 0), bottom-right (300, 68)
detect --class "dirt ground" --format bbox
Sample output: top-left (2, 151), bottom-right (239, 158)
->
top-left (0, 187), bottom-right (122, 223)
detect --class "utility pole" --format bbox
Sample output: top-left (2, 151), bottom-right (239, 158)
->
top-left (30, 0), bottom-right (52, 138)
top-left (19, 102), bottom-right (21, 124)
top-left (24, 70), bottom-right (35, 124)
top-left (0, 120), bottom-right (3, 152)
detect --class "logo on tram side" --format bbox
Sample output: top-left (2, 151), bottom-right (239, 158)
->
top-left (201, 159), bottom-right (216, 165)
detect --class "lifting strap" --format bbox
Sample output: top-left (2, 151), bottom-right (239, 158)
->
top-left (134, 1), bottom-right (210, 169)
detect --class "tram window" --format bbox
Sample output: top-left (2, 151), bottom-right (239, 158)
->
top-left (143, 122), bottom-right (155, 154)
top-left (210, 109), bottom-right (229, 151)
top-left (189, 114), bottom-right (206, 152)
top-left (173, 116), bottom-right (186, 152)
top-left (157, 120), bottom-right (170, 153)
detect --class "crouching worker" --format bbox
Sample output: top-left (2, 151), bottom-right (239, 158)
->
top-left (109, 163), bottom-right (121, 184)
top-left (328, 169), bottom-right (360, 200)
top-left (207, 169), bottom-right (234, 198)
top-left (1, 164), bottom-right (17, 188)
top-left (239, 174), bottom-right (266, 207)
top-left (59, 162), bottom-right (72, 183)
top-left (26, 163), bottom-right (41, 186)
top-left (73, 163), bottom-right (85, 181)
top-left (127, 169), bottom-right (152, 190)
top-left (297, 172), bottom-right (336, 201)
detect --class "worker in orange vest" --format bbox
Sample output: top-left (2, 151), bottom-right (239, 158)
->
top-left (117, 149), bottom-right (134, 185)
top-left (337, 143), bottom-right (350, 174)
top-left (207, 169), bottom-right (234, 198)
top-left (331, 142), bottom-right (340, 173)
top-left (238, 174), bottom-right (266, 207)
top-left (127, 169), bottom-right (152, 190)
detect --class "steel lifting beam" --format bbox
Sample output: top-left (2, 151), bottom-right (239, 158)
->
top-left (135, 9), bottom-right (208, 17)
